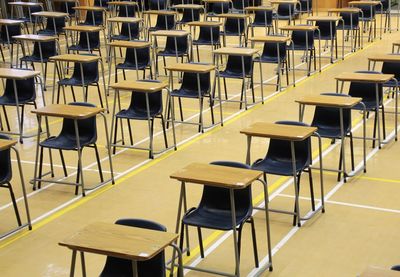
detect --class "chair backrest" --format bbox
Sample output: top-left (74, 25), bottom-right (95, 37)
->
top-left (129, 80), bottom-right (163, 116)
top-left (59, 1), bottom-right (76, 15)
top-left (382, 60), bottom-right (400, 81)
top-left (261, 40), bottom-right (287, 60)
top-left (316, 21), bottom-right (337, 38)
top-left (348, 71), bottom-right (383, 105)
top-left (71, 59), bottom-right (99, 84)
top-left (340, 11), bottom-right (360, 27)
top-left (83, 10), bottom-right (103, 25)
top-left (155, 14), bottom-right (176, 30)
top-left (118, 5), bottom-right (136, 17)
top-left (211, 2), bottom-right (231, 14)
top-left (32, 40), bottom-right (58, 59)
top-left (0, 134), bottom-right (12, 183)
top-left (253, 10), bottom-right (273, 25)
top-left (277, 3), bottom-right (296, 16)
top-left (292, 28), bottom-right (315, 48)
top-left (4, 74), bottom-right (36, 103)
top-left (77, 31), bottom-right (100, 50)
top-left (164, 35), bottom-right (189, 53)
top-left (45, 17), bottom-right (66, 33)
top-left (232, 0), bottom-right (251, 10)
top-left (99, 219), bottom-right (166, 277)
top-left (311, 93), bottom-right (352, 134)
top-left (224, 18), bottom-right (245, 34)
top-left (59, 102), bottom-right (98, 144)
top-left (197, 161), bottom-right (253, 219)
top-left (197, 25), bottom-right (220, 43)
top-left (265, 121), bottom-right (311, 168)
top-left (124, 46), bottom-right (151, 67)
top-left (225, 55), bottom-right (253, 75)
top-left (359, 4), bottom-right (376, 18)
top-left (180, 8), bottom-right (201, 23)
top-left (120, 22), bottom-right (140, 39)
top-left (94, 0), bottom-right (108, 7)
top-left (150, 0), bottom-right (168, 10)
top-left (179, 70), bottom-right (211, 95)
top-left (0, 25), bottom-right (21, 43)
top-left (299, 0), bottom-right (312, 11)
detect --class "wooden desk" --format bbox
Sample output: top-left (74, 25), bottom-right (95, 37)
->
top-left (170, 162), bottom-right (272, 277)
top-left (0, 68), bottom-right (40, 80)
top-left (240, 122), bottom-right (324, 227)
top-left (368, 54), bottom-right (400, 71)
top-left (0, 138), bottom-right (31, 239)
top-left (217, 13), bottom-right (249, 46)
top-left (213, 46), bottom-right (259, 56)
top-left (349, 1), bottom-right (383, 40)
top-left (31, 104), bottom-right (114, 195)
top-left (165, 63), bottom-right (215, 73)
top-left (172, 4), bottom-right (204, 9)
top-left (107, 17), bottom-right (142, 24)
top-left (109, 80), bottom-right (175, 158)
top-left (296, 94), bottom-right (366, 180)
top-left (244, 6), bottom-right (274, 12)
top-left (248, 35), bottom-right (290, 43)
top-left (31, 11), bottom-right (69, 18)
top-left (187, 21), bottom-right (223, 27)
top-left (63, 25), bottom-right (104, 32)
top-left (359, 267), bottom-right (400, 277)
top-left (73, 5), bottom-right (106, 11)
top-left (151, 30), bottom-right (190, 37)
top-left (335, 72), bottom-right (397, 147)
top-left (0, 19), bottom-right (24, 25)
top-left (327, 7), bottom-right (360, 13)
top-left (50, 53), bottom-right (100, 63)
top-left (143, 10), bottom-right (177, 16)
top-left (107, 1), bottom-right (139, 18)
top-left (280, 25), bottom-right (318, 31)
top-left (59, 222), bottom-right (182, 277)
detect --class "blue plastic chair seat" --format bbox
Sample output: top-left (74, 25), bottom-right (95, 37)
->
top-left (116, 108), bottom-right (160, 120)
top-left (171, 88), bottom-right (203, 98)
top-left (183, 208), bottom-right (250, 230)
top-left (157, 49), bottom-right (187, 56)
top-left (289, 43), bottom-right (314, 50)
top-left (68, 44), bottom-right (98, 52)
top-left (20, 55), bottom-right (50, 63)
top-left (252, 157), bottom-right (308, 176)
top-left (39, 135), bottom-right (95, 150)
top-left (352, 101), bottom-right (379, 111)
top-left (116, 61), bottom-right (148, 70)
top-left (249, 22), bottom-right (273, 27)
top-left (58, 77), bottom-right (97, 86)
top-left (193, 38), bottom-right (220, 45)
top-left (254, 56), bottom-right (285, 64)
top-left (219, 70), bottom-right (250, 78)
top-left (0, 94), bottom-right (34, 105)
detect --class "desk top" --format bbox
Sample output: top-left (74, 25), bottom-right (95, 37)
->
top-left (270, 0), bottom-right (299, 4)
top-left (187, 21), bottom-right (223, 27)
top-left (0, 68), bottom-right (40, 80)
top-left (213, 47), bottom-right (259, 56)
top-left (172, 4), bottom-right (204, 9)
top-left (73, 6), bottom-right (106, 11)
top-left (59, 222), bottom-right (178, 261)
top-left (0, 139), bottom-right (17, 151)
top-left (9, 2), bottom-right (43, 6)
top-left (216, 13), bottom-right (249, 19)
top-left (63, 25), bottom-right (103, 32)
top-left (281, 25), bottom-right (318, 31)
top-left (110, 80), bottom-right (168, 93)
top-left (240, 122), bottom-right (317, 141)
top-left (107, 1), bottom-right (139, 6)
top-left (306, 16), bottom-right (342, 21)
top-left (49, 54), bottom-right (100, 63)
top-left (335, 72), bottom-right (394, 83)
top-left (107, 17), bottom-right (142, 23)
top-left (393, 41), bottom-right (400, 46)
top-left (32, 11), bottom-right (69, 17)
top-left (166, 63), bottom-right (215, 73)
top-left (108, 40), bottom-right (150, 48)
top-left (248, 35), bottom-right (290, 43)
top-left (202, 0), bottom-right (231, 3)
top-left (151, 30), bottom-right (189, 37)
top-left (296, 95), bottom-right (362, 108)
top-left (349, 1), bottom-right (381, 6)
top-left (13, 34), bottom-right (58, 42)
top-left (327, 7), bottom-right (360, 13)
top-left (170, 162), bottom-right (263, 189)
top-left (143, 10), bottom-right (177, 15)
top-left (52, 0), bottom-right (78, 2)
top-left (32, 104), bottom-right (105, 119)
top-left (359, 267), bottom-right (400, 277)
top-left (0, 19), bottom-right (24, 25)
top-left (368, 54), bottom-right (400, 62)
top-left (245, 6), bottom-right (274, 11)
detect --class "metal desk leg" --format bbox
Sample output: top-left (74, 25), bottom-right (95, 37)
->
top-left (290, 141), bottom-right (301, 227)
top-left (70, 250), bottom-right (77, 277)
top-left (339, 108), bottom-right (347, 182)
top-left (375, 83), bottom-right (381, 148)
top-left (246, 135), bottom-right (252, 165)
top-left (80, 252), bottom-right (86, 277)
top-left (132, 260), bottom-right (138, 277)
top-left (12, 79), bottom-right (23, 143)
top-left (74, 119), bottom-right (85, 196)
top-left (230, 189), bottom-right (240, 276)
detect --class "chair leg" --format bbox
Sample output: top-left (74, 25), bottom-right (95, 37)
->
top-left (127, 119), bottom-right (133, 145)
top-left (71, 86), bottom-right (76, 102)
top-left (239, 79), bottom-right (245, 109)
top-left (292, 173), bottom-right (301, 226)
top-left (7, 182), bottom-right (22, 226)
top-left (163, 56), bottom-right (167, 76)
top-left (237, 224), bottom-right (243, 260)
top-left (223, 77), bottom-right (228, 100)
top-left (160, 114), bottom-right (168, 148)
top-left (149, 119), bottom-right (154, 159)
top-left (179, 222), bottom-right (186, 254)
top-left (250, 75), bottom-right (255, 103)
top-left (381, 105), bottom-right (386, 140)
top-left (96, 83), bottom-right (104, 108)
top-left (38, 146), bottom-right (44, 189)
top-left (249, 217), bottom-right (259, 268)
top-left (337, 145), bottom-right (343, 181)
top-left (113, 117), bottom-right (119, 154)
top-left (372, 110), bottom-right (378, 148)
top-left (93, 144), bottom-right (104, 183)
top-left (75, 158), bottom-right (80, 195)
top-left (209, 95), bottom-right (215, 125)
top-left (349, 132), bottom-right (355, 171)
top-left (2, 106), bottom-right (10, 131)
top-left (178, 97), bottom-right (184, 121)
top-left (197, 227), bottom-right (205, 258)
top-left (308, 168), bottom-right (315, 211)
top-left (59, 149), bottom-right (68, 177)
top-left (196, 45), bottom-right (200, 62)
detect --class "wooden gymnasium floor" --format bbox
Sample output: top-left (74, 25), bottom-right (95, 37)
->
top-left (0, 9), bottom-right (400, 277)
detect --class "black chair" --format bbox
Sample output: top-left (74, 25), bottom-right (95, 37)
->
top-left (67, 31), bottom-right (102, 57)
top-left (347, 70), bottom-right (385, 148)
top-left (110, 22), bottom-right (140, 41)
top-left (155, 34), bottom-right (191, 76)
top-left (57, 59), bottom-right (104, 108)
top-left (251, 120), bottom-right (315, 226)
top-left (376, 0), bottom-right (390, 32)
top-left (117, 4), bottom-right (138, 17)
top-left (100, 219), bottom-right (167, 277)
top-left (299, 0), bottom-right (312, 16)
top-left (112, 80), bottom-right (168, 159)
top-left (247, 9), bottom-right (274, 36)
top-left (36, 102), bottom-right (103, 195)
top-left (115, 45), bottom-right (153, 81)
top-left (167, 67), bottom-right (214, 132)
top-left (289, 27), bottom-right (317, 76)
top-left (150, 0), bottom-right (168, 10)
top-left (58, 0), bottom-right (77, 18)
top-left (222, 17), bottom-right (246, 46)
top-left (359, 4), bottom-right (377, 42)
top-left (232, 0), bottom-right (251, 12)
top-left (147, 14), bottom-right (176, 39)
top-left (192, 25), bottom-right (221, 62)
top-left (337, 11), bottom-right (361, 50)
top-left (273, 3), bottom-right (300, 29)
top-left (176, 7), bottom-right (202, 29)
top-left (315, 20), bottom-right (338, 62)
top-left (80, 10), bottom-right (104, 26)
top-left (36, 17), bottom-right (66, 36)
top-left (205, 1), bottom-right (231, 19)
top-left (380, 59), bottom-right (400, 94)
top-left (20, 40), bottom-right (58, 84)
top-left (0, 134), bottom-right (22, 228)
top-left (310, 93), bottom-right (354, 181)
top-left (253, 38), bottom-right (290, 91)
top-left (0, 73), bottom-right (38, 142)
top-left (218, 54), bottom-right (255, 109)
top-left (179, 161), bottom-right (259, 268)
top-left (94, 0), bottom-right (108, 7)
top-left (0, 24), bottom-right (22, 62)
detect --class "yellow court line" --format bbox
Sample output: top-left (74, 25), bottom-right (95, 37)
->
top-left (325, 171), bottom-right (400, 184)
top-left (0, 37), bottom-right (379, 251)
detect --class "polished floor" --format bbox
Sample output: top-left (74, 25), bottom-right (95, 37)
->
top-left (0, 9), bottom-right (399, 277)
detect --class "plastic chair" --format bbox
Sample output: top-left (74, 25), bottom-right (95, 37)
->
top-left (115, 45), bottom-right (153, 81)
top-left (0, 24), bottom-right (22, 62)
top-left (150, 0), bottom-right (168, 10)
top-left (155, 34), bottom-right (190, 76)
top-left (167, 67), bottom-right (214, 132)
top-left (176, 7), bottom-right (202, 28)
top-left (80, 10), bottom-right (104, 26)
top-left (337, 11), bottom-right (361, 50)
top-left (218, 54), bottom-right (255, 109)
top-left (99, 219), bottom-right (167, 277)
top-left (392, 265), bottom-right (400, 271)
top-left (110, 22), bottom-right (140, 41)
top-left (232, 0), bottom-right (251, 12)
top-left (376, 0), bottom-right (390, 32)
top-left (247, 9), bottom-right (274, 36)
top-left (57, 59), bottom-right (104, 109)
top-left (37, 102), bottom-right (103, 195)
top-left (0, 74), bottom-right (37, 139)
top-left (358, 4), bottom-right (376, 42)
top-left (193, 25), bottom-right (221, 62)
top-left (299, 0), bottom-right (312, 16)
top-left (36, 17), bottom-right (66, 36)
top-left (315, 20), bottom-right (338, 61)
top-left (112, 80), bottom-right (168, 159)
top-left (117, 4), bottom-right (138, 17)
top-left (0, 133), bottom-right (22, 227)
top-left (310, 93), bottom-right (354, 181)
top-left (380, 59), bottom-right (400, 92)
top-left (222, 17), bottom-right (246, 46)
top-left (289, 27), bottom-right (316, 75)
top-left (251, 120), bottom-right (315, 226)
top-left (205, 2), bottom-right (231, 19)
top-left (179, 161), bottom-right (259, 268)
top-left (273, 3), bottom-right (300, 29)
top-left (253, 38), bottom-right (290, 91)
top-left (347, 70), bottom-right (384, 148)
top-left (147, 14), bottom-right (176, 39)
top-left (67, 31), bottom-right (102, 57)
